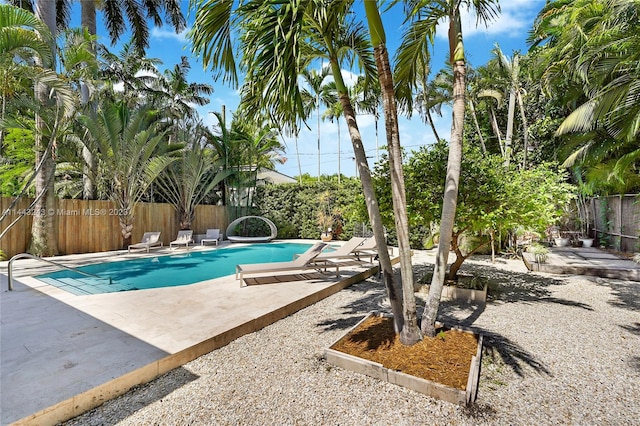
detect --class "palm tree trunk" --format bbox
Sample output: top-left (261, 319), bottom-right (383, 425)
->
top-left (489, 106), bottom-right (504, 156)
top-left (516, 90), bottom-right (529, 169)
top-left (426, 109), bottom-right (441, 144)
top-left (469, 99), bottom-right (487, 153)
top-left (422, 75), bottom-right (441, 144)
top-left (330, 59), bottom-right (405, 334)
top-left (81, 0), bottom-right (97, 200)
top-left (30, 0), bottom-right (58, 256)
top-left (364, 1), bottom-right (420, 344)
top-left (421, 10), bottom-right (466, 337)
top-left (504, 87), bottom-right (516, 167)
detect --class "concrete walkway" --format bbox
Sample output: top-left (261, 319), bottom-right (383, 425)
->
top-left (522, 246), bottom-right (640, 281)
top-left (1, 243), bottom-right (380, 425)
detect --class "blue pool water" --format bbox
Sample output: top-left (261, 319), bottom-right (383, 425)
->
top-left (37, 242), bottom-right (313, 295)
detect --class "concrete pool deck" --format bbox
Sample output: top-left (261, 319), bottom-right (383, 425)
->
top-left (1, 241), bottom-right (386, 425)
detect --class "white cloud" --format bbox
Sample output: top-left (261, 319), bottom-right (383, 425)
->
top-left (436, 1), bottom-right (544, 40)
top-left (151, 27), bottom-right (189, 44)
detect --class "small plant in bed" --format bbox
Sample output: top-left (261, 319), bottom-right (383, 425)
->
top-left (528, 243), bottom-right (550, 263)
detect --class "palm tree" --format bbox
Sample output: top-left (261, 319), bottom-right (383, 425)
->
top-left (300, 67), bottom-right (332, 182)
top-left (397, 0), bottom-right (500, 337)
top-left (31, 0), bottom-right (59, 256)
top-left (98, 42), bottom-right (162, 107)
top-left (352, 75), bottom-right (382, 161)
top-left (148, 56), bottom-right (213, 144)
top-left (0, 4), bottom-right (53, 152)
top-left (320, 82), bottom-right (343, 183)
top-left (233, 117), bottom-right (286, 210)
top-left (363, 1), bottom-right (421, 344)
top-left (76, 100), bottom-right (177, 248)
top-left (189, 0), bottom-right (408, 334)
top-left (533, 0), bottom-right (640, 184)
top-left (490, 44), bottom-right (529, 168)
top-left (154, 121), bottom-right (229, 229)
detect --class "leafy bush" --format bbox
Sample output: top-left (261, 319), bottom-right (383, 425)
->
top-left (253, 179), bottom-right (366, 240)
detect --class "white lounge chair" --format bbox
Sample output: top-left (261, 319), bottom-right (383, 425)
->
top-left (128, 232), bottom-right (163, 253)
top-left (236, 242), bottom-right (344, 286)
top-left (201, 228), bottom-right (222, 246)
top-left (170, 230), bottom-right (193, 249)
top-left (295, 237), bottom-right (370, 262)
top-left (351, 238), bottom-right (393, 262)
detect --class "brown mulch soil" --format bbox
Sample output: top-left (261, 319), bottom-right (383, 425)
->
top-left (331, 315), bottom-right (478, 390)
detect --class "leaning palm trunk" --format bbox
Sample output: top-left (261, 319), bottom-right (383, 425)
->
top-left (366, 1), bottom-right (421, 345)
top-left (330, 60), bottom-right (405, 333)
top-left (30, 0), bottom-right (58, 256)
top-left (421, 11), bottom-right (466, 337)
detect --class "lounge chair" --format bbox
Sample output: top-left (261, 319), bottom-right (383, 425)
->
top-left (236, 242), bottom-right (344, 286)
top-left (201, 228), bottom-right (222, 246)
top-left (128, 232), bottom-right (162, 253)
top-left (170, 230), bottom-right (193, 249)
top-left (351, 238), bottom-right (393, 262)
top-left (295, 237), bottom-right (370, 262)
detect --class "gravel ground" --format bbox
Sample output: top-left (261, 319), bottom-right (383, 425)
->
top-left (64, 251), bottom-right (640, 426)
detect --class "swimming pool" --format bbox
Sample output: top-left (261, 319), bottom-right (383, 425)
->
top-left (37, 242), bottom-right (313, 295)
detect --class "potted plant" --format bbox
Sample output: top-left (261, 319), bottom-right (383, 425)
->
top-left (573, 169), bottom-right (594, 248)
top-left (529, 243), bottom-right (550, 263)
top-left (317, 191), bottom-right (343, 241)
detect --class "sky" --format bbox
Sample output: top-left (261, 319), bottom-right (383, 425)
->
top-left (67, 0), bottom-right (547, 179)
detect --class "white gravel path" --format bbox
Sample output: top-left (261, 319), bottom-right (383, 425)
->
top-left (63, 251), bottom-right (640, 426)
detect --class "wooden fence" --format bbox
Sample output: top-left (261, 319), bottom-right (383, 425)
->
top-left (590, 194), bottom-right (639, 252)
top-left (0, 197), bottom-right (228, 258)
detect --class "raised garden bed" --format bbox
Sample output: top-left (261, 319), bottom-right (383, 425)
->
top-left (415, 273), bottom-right (488, 303)
top-left (325, 312), bottom-right (483, 405)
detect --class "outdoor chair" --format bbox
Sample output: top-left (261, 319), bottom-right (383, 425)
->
top-left (170, 230), bottom-right (194, 249)
top-left (201, 228), bottom-right (222, 246)
top-left (128, 232), bottom-right (163, 253)
top-left (294, 237), bottom-right (371, 262)
top-left (236, 242), bottom-right (344, 286)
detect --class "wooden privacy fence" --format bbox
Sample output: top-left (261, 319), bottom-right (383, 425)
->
top-left (590, 194), bottom-right (639, 253)
top-left (0, 197), bottom-right (228, 258)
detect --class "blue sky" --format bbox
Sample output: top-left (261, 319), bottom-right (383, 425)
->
top-left (68, 0), bottom-right (546, 178)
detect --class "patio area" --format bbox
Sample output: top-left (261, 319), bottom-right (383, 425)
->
top-left (0, 242), bottom-right (383, 425)
top-left (522, 246), bottom-right (640, 281)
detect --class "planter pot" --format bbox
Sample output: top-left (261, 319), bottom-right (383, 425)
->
top-left (554, 237), bottom-right (570, 247)
top-left (321, 232), bottom-right (333, 242)
top-left (579, 238), bottom-right (593, 248)
top-left (325, 312), bottom-right (483, 406)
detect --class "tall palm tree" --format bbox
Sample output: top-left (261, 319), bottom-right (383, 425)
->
top-left (30, 0), bottom-right (59, 256)
top-left (11, 0), bottom-right (186, 52)
top-left (233, 117), bottom-right (286, 210)
top-left (0, 6), bottom-right (79, 245)
top-left (363, 1), bottom-right (421, 344)
top-left (321, 100), bottom-right (343, 182)
top-left (0, 4), bottom-right (53, 151)
top-left (490, 44), bottom-right (529, 168)
top-left (352, 75), bottom-right (382, 161)
top-left (189, 0), bottom-right (408, 334)
top-left (300, 67), bottom-right (332, 182)
top-left (397, 0), bottom-right (500, 337)
top-left (98, 42), bottom-right (162, 107)
top-left (149, 56), bottom-right (213, 144)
